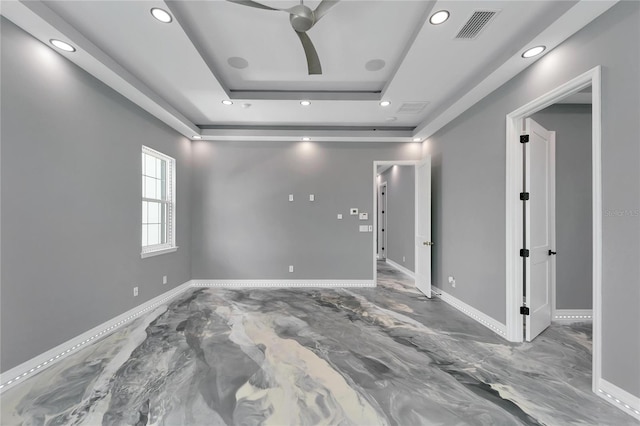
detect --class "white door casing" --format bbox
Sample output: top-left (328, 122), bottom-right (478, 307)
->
top-left (379, 182), bottom-right (387, 260)
top-left (415, 157), bottom-right (432, 298)
top-left (525, 118), bottom-right (556, 341)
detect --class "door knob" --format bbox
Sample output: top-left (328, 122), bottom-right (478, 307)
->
top-left (548, 250), bottom-right (557, 255)
top-left (423, 241), bottom-right (434, 246)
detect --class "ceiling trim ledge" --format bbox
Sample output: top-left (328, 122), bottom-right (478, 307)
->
top-left (412, 0), bottom-right (619, 141)
top-left (1, 0), bottom-right (200, 138)
top-left (200, 128), bottom-right (414, 142)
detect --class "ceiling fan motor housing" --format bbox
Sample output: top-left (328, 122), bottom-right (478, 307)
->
top-left (289, 5), bottom-right (315, 32)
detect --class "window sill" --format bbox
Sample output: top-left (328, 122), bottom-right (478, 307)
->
top-left (141, 246), bottom-right (178, 259)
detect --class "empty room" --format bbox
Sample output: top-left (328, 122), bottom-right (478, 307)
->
top-left (1, 1), bottom-right (639, 425)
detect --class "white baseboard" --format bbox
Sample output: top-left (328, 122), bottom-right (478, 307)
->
top-left (597, 378), bottom-right (640, 421)
top-left (0, 280), bottom-right (192, 394)
top-left (192, 280), bottom-right (375, 288)
top-left (435, 288), bottom-right (507, 338)
top-left (553, 309), bottom-right (593, 323)
top-left (385, 259), bottom-right (415, 279)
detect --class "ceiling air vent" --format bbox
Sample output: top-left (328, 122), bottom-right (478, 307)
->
top-left (455, 10), bottom-right (498, 39)
top-left (396, 102), bottom-right (429, 115)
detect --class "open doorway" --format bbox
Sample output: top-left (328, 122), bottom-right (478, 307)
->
top-left (505, 66), bottom-right (601, 394)
top-left (373, 160), bottom-right (432, 297)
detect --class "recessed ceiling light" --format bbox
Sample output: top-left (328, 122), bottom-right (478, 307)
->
top-left (222, 100), bottom-right (233, 106)
top-left (151, 8), bottom-right (172, 23)
top-left (50, 39), bottom-right (76, 52)
top-left (300, 100), bottom-right (311, 106)
top-left (413, 137), bottom-right (422, 142)
top-left (380, 101), bottom-right (391, 107)
top-left (430, 10), bottom-right (450, 25)
top-left (192, 135), bottom-right (202, 140)
top-left (522, 46), bottom-right (546, 58)
top-left (302, 137), bottom-right (311, 141)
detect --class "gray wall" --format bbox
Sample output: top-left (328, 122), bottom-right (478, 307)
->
top-left (532, 104), bottom-right (592, 310)
top-left (380, 166), bottom-right (415, 272)
top-left (425, 2), bottom-right (639, 397)
top-left (190, 141), bottom-right (421, 279)
top-left (0, 19), bottom-right (192, 372)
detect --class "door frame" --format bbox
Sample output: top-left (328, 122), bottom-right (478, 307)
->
top-left (372, 160), bottom-right (419, 285)
top-left (505, 66), bottom-right (601, 392)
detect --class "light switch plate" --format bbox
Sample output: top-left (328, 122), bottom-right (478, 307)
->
top-left (368, 225), bottom-right (373, 232)
top-left (359, 212), bottom-right (368, 220)
top-left (289, 194), bottom-right (294, 202)
top-left (359, 225), bottom-right (368, 232)
top-left (337, 214), bottom-right (343, 219)
top-left (309, 194), bottom-right (315, 201)
top-left (350, 208), bottom-right (359, 215)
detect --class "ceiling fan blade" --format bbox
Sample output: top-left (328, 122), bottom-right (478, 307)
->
top-left (313, 0), bottom-right (339, 22)
top-left (226, 0), bottom-right (280, 11)
top-left (294, 31), bottom-right (322, 75)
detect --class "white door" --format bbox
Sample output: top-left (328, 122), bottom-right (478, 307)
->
top-left (379, 182), bottom-right (387, 260)
top-left (525, 118), bottom-right (556, 341)
top-left (415, 158), bottom-right (432, 297)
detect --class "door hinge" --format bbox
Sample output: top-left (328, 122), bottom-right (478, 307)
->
top-left (520, 249), bottom-right (530, 257)
top-left (520, 306), bottom-right (530, 315)
top-left (520, 134), bottom-right (529, 143)
top-left (520, 192), bottom-right (529, 201)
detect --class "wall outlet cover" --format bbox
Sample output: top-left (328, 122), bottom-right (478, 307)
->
top-left (359, 225), bottom-right (368, 232)
top-left (133, 286), bottom-right (139, 297)
top-left (309, 194), bottom-right (315, 201)
top-left (162, 275), bottom-right (167, 284)
top-left (337, 214), bottom-right (343, 219)
top-left (289, 194), bottom-right (294, 202)
top-left (359, 212), bottom-right (368, 220)
top-left (289, 265), bottom-right (294, 273)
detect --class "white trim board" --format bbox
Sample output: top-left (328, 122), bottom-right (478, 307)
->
top-left (597, 378), bottom-right (640, 421)
top-left (436, 288), bottom-right (507, 338)
top-left (0, 280), bottom-right (193, 394)
top-left (192, 280), bottom-right (375, 288)
top-left (385, 259), bottom-right (415, 279)
top-left (553, 309), bottom-right (593, 323)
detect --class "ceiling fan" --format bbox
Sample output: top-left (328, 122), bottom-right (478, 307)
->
top-left (227, 0), bottom-right (340, 75)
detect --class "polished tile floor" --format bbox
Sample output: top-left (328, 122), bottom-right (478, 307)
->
top-left (1, 262), bottom-right (637, 425)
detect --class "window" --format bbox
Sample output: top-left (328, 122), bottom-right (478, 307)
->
top-left (141, 146), bottom-right (177, 258)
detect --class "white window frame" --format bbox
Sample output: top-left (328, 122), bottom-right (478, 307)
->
top-left (141, 146), bottom-right (177, 258)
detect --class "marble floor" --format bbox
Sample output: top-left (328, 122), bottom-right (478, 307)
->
top-left (1, 262), bottom-right (638, 425)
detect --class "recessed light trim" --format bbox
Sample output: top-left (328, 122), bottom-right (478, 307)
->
top-left (50, 39), bottom-right (76, 52)
top-left (302, 137), bottom-right (311, 141)
top-left (522, 45), bottom-right (546, 58)
top-left (221, 100), bottom-right (233, 106)
top-left (380, 101), bottom-right (391, 107)
top-left (192, 135), bottom-right (202, 140)
top-left (430, 10), bottom-right (450, 25)
top-left (151, 8), bottom-right (172, 23)
top-left (413, 137), bottom-right (422, 142)
top-left (300, 100), bottom-right (311, 106)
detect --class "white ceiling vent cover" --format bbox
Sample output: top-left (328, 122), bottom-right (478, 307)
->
top-left (455, 11), bottom-right (499, 40)
top-left (396, 102), bottom-right (429, 114)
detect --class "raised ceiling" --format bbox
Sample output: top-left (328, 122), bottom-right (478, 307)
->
top-left (1, 0), bottom-right (618, 142)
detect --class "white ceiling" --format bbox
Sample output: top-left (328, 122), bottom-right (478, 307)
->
top-left (1, 0), bottom-right (617, 142)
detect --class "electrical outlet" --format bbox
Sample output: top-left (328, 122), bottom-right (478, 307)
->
top-left (289, 265), bottom-right (294, 273)
top-left (309, 194), bottom-right (315, 201)
top-left (337, 214), bottom-right (343, 219)
top-left (289, 194), bottom-right (294, 202)
top-left (448, 276), bottom-right (456, 288)
top-left (162, 275), bottom-right (167, 285)
top-left (403, 256), bottom-right (406, 262)
top-left (133, 286), bottom-right (139, 297)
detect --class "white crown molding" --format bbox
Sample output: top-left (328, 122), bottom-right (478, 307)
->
top-left (0, 280), bottom-right (192, 394)
top-left (192, 280), bottom-right (375, 288)
top-left (385, 259), bottom-right (415, 279)
top-left (435, 288), bottom-right (507, 338)
top-left (553, 309), bottom-right (593, 323)
top-left (597, 378), bottom-right (640, 421)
